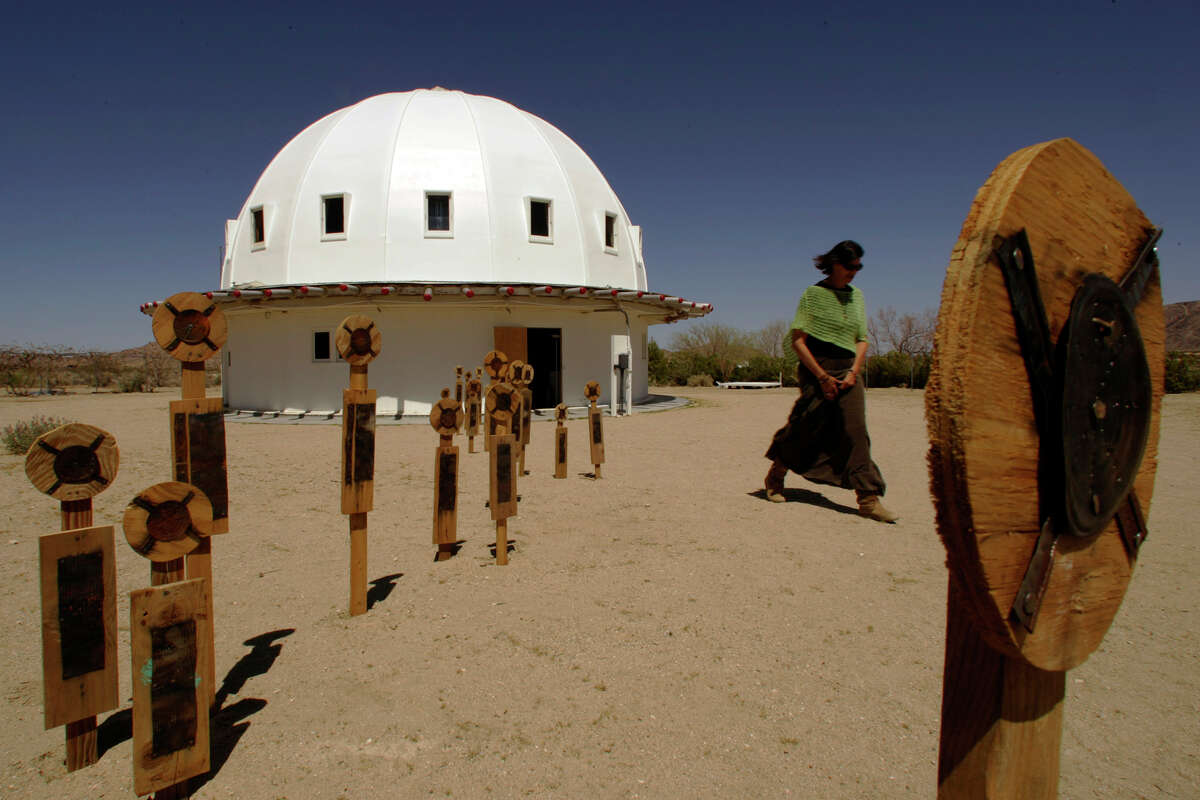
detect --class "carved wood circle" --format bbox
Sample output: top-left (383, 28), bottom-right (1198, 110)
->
top-left (335, 315), bottom-right (381, 365)
top-left (925, 138), bottom-right (1163, 671)
top-left (25, 423), bottom-right (119, 501)
top-left (584, 381), bottom-right (601, 402)
top-left (152, 292), bottom-right (228, 362)
top-left (429, 389), bottom-right (464, 435)
top-left (483, 350), bottom-right (509, 381)
top-left (122, 482), bottom-right (213, 562)
top-left (486, 383), bottom-right (516, 423)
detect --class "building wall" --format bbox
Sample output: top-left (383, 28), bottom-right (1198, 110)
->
top-left (221, 304), bottom-right (652, 414)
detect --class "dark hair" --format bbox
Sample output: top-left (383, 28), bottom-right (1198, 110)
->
top-left (813, 240), bottom-right (864, 275)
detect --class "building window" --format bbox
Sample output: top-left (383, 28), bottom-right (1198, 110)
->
top-left (425, 192), bottom-right (452, 238)
top-left (251, 207), bottom-right (265, 250)
top-left (604, 213), bottom-right (617, 253)
top-left (313, 331), bottom-right (332, 361)
top-left (322, 194), bottom-right (347, 241)
top-left (528, 198), bottom-right (552, 242)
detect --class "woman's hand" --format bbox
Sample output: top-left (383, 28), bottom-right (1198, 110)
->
top-left (838, 371), bottom-right (858, 391)
top-left (818, 373), bottom-right (839, 400)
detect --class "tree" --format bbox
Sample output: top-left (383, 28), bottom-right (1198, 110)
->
top-left (670, 322), bottom-right (753, 383)
top-left (869, 306), bottom-right (937, 356)
top-left (80, 351), bottom-right (119, 391)
top-left (752, 320), bottom-right (790, 360)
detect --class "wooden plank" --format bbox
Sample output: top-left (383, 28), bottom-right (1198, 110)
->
top-left (555, 427), bottom-right (568, 479)
top-left (169, 397), bottom-right (229, 535)
top-left (588, 407), bottom-right (606, 467)
top-left (489, 435), bottom-right (518, 521)
top-left (493, 326), bottom-right (528, 364)
top-left (341, 388), bottom-right (376, 514)
top-left (130, 579), bottom-right (211, 797)
top-left (39, 526), bottom-right (119, 730)
top-left (433, 446), bottom-right (458, 545)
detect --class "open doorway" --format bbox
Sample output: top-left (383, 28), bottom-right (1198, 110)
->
top-left (527, 328), bottom-right (562, 408)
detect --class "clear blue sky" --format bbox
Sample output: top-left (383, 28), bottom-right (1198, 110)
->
top-left (2, 0), bottom-right (1196, 351)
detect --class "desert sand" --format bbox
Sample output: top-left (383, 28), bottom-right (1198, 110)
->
top-left (1, 386), bottom-right (1196, 799)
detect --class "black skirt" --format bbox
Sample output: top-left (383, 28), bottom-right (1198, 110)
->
top-left (764, 351), bottom-right (886, 495)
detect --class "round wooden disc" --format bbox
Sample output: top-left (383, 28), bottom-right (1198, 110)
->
top-left (335, 315), bottom-right (382, 365)
top-left (152, 292), bottom-right (228, 362)
top-left (486, 383), bottom-right (516, 423)
top-left (555, 403), bottom-right (568, 423)
top-left (584, 381), bottom-right (601, 401)
top-left (926, 138), bottom-right (1164, 671)
top-left (429, 389), bottom-right (463, 435)
top-left (521, 363), bottom-right (534, 384)
top-left (483, 350), bottom-right (509, 381)
top-left (122, 482), bottom-right (213, 562)
top-left (25, 423), bottom-right (119, 501)
top-left (508, 360), bottom-right (526, 387)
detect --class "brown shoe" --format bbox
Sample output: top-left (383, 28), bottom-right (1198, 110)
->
top-left (765, 461), bottom-right (787, 502)
top-left (856, 491), bottom-right (899, 523)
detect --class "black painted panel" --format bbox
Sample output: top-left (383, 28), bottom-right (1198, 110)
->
top-left (150, 620), bottom-right (197, 758)
top-left (57, 551), bottom-right (105, 680)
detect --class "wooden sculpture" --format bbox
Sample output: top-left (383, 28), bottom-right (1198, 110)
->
top-left (454, 366), bottom-right (465, 433)
top-left (482, 349), bottom-right (508, 451)
top-left (130, 578), bottom-right (212, 798)
top-left (430, 389), bottom-right (464, 561)
top-left (508, 360), bottom-right (526, 473)
top-left (925, 138), bottom-right (1164, 799)
top-left (25, 422), bottom-right (120, 771)
top-left (336, 314), bottom-right (381, 617)
top-left (584, 381), bottom-right (605, 478)
top-left (465, 376), bottom-right (482, 453)
top-left (553, 403), bottom-right (569, 479)
top-left (511, 361), bottom-right (534, 475)
top-left (486, 382), bottom-right (519, 565)
top-left (151, 291), bottom-right (228, 707)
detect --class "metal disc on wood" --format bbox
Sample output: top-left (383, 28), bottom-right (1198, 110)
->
top-left (584, 381), bottom-right (601, 402)
top-left (335, 314), bottom-right (382, 365)
top-left (483, 350), bottom-right (509, 381)
top-left (926, 138), bottom-right (1164, 671)
top-left (429, 388), bottom-right (464, 435)
top-left (25, 423), bottom-right (119, 502)
top-left (122, 482), bottom-right (213, 562)
top-left (151, 292), bottom-right (228, 362)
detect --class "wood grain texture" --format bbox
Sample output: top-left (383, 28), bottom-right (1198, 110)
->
top-left (39, 526), bottom-right (119, 729)
top-left (432, 446), bottom-right (459, 546)
top-left (25, 423), bottom-right (119, 502)
top-left (335, 315), bottom-right (382, 366)
top-left (493, 327), bottom-right (528, 365)
top-left (123, 482), bottom-right (212, 563)
top-left (925, 138), bottom-right (1163, 671)
top-left (554, 428), bottom-right (568, 479)
top-left (341, 388), bottom-right (376, 514)
top-left (490, 435), bottom-right (518, 521)
top-left (938, 580), bottom-right (1064, 800)
top-left (348, 513), bottom-right (367, 617)
top-left (152, 292), bottom-right (227, 363)
top-left (589, 408), bottom-right (606, 467)
top-left (169, 397), bottom-right (229, 534)
top-left (130, 578), bottom-right (211, 796)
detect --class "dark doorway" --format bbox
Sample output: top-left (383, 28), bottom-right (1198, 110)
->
top-left (527, 328), bottom-right (562, 408)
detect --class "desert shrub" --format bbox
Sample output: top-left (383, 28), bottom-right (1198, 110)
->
top-left (1166, 352), bottom-right (1200, 393)
top-left (866, 351), bottom-right (930, 389)
top-left (2, 415), bottom-right (69, 455)
top-left (118, 368), bottom-right (147, 393)
top-left (730, 355), bottom-right (784, 383)
top-left (686, 374), bottom-right (714, 387)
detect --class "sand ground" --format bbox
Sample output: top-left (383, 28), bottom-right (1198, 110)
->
top-left (0, 386), bottom-right (1196, 799)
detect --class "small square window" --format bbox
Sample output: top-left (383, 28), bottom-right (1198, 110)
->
top-left (604, 213), bottom-right (617, 252)
top-left (251, 207), bottom-right (265, 248)
top-left (313, 331), bottom-right (332, 361)
top-left (528, 198), bottom-right (552, 241)
top-left (322, 194), bottom-right (347, 240)
top-left (425, 192), bottom-right (452, 237)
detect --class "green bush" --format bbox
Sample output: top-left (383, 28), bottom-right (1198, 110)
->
top-left (118, 368), bottom-right (147, 393)
top-left (2, 415), bottom-right (69, 455)
top-left (1166, 352), bottom-right (1200, 393)
top-left (866, 351), bottom-right (930, 389)
top-left (685, 374), bottom-right (714, 387)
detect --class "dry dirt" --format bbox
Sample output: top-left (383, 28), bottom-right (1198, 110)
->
top-left (1, 386), bottom-right (1196, 799)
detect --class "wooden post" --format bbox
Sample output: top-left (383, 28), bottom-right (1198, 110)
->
top-left (130, 578), bottom-right (212, 798)
top-left (585, 381), bottom-right (605, 478)
top-left (336, 315), bottom-right (381, 617)
top-left (482, 350), bottom-right (508, 452)
top-left (554, 403), bottom-right (568, 479)
top-left (25, 422), bottom-right (121, 772)
top-left (152, 292), bottom-right (229, 711)
top-left (454, 366), bottom-right (465, 432)
top-left (486, 384), bottom-right (519, 565)
top-left (511, 362), bottom-right (534, 475)
top-left (430, 389), bottom-right (464, 561)
top-left (465, 377), bottom-right (482, 454)
top-left (926, 139), bottom-right (1165, 798)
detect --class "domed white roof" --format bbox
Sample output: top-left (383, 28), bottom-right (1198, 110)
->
top-left (222, 89), bottom-right (648, 291)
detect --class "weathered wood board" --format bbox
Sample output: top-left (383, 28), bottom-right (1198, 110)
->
top-left (490, 435), bottom-right (518, 521)
top-left (341, 388), bottom-right (377, 514)
top-left (169, 397), bottom-right (229, 534)
top-left (433, 447), bottom-right (459, 545)
top-left (39, 526), bottom-right (119, 730)
top-left (555, 427), bottom-right (568, 479)
top-left (588, 407), bottom-right (606, 467)
top-left (130, 578), bottom-right (212, 796)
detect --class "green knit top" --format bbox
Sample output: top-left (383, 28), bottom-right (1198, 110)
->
top-left (790, 283), bottom-right (869, 353)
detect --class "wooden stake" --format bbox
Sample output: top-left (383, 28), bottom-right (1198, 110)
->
top-left (337, 316), bottom-right (381, 617)
top-left (430, 391), bottom-right (463, 561)
top-left (585, 382), bottom-right (605, 478)
top-left (554, 404), bottom-right (568, 479)
top-left (489, 432), bottom-right (517, 565)
top-left (348, 512), bottom-right (368, 616)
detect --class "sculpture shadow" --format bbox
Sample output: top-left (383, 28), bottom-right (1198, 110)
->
top-left (186, 697), bottom-right (267, 794)
top-left (433, 542), bottom-right (466, 561)
top-left (488, 541), bottom-right (516, 559)
top-left (97, 707), bottom-right (132, 759)
top-left (748, 487), bottom-right (858, 516)
top-left (214, 629), bottom-right (295, 708)
top-left (367, 573), bottom-right (403, 609)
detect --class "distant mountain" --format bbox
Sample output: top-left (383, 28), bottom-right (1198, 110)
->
top-left (1165, 301), bottom-right (1200, 352)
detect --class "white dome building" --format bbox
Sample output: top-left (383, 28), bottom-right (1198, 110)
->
top-left (149, 88), bottom-right (711, 417)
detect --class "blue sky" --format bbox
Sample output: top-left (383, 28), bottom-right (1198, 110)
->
top-left (1, 1), bottom-right (1196, 351)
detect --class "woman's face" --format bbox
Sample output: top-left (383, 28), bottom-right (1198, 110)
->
top-left (828, 258), bottom-right (862, 288)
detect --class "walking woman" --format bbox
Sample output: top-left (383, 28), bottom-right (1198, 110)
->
top-left (763, 240), bottom-right (897, 522)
